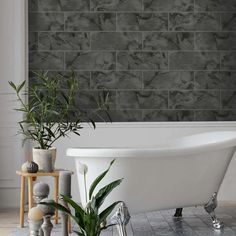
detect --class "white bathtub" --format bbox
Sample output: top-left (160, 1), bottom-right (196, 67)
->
top-left (67, 130), bottom-right (236, 214)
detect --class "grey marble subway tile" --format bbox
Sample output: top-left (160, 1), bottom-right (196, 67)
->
top-left (195, 110), bottom-right (236, 121)
top-left (29, 32), bottom-right (38, 50)
top-left (29, 0), bottom-right (38, 11)
top-left (196, 32), bottom-right (236, 50)
top-left (221, 72), bottom-right (236, 89)
top-left (29, 52), bottom-right (64, 70)
top-left (65, 52), bottom-right (116, 70)
top-left (195, 71), bottom-right (236, 89)
top-left (60, 71), bottom-right (90, 89)
top-left (169, 90), bottom-right (220, 109)
top-left (169, 52), bottom-right (220, 70)
top-left (117, 91), bottom-right (168, 109)
top-left (144, 0), bottom-right (194, 12)
top-left (222, 13), bottom-right (236, 31)
top-left (38, 0), bottom-right (89, 11)
top-left (38, 32), bottom-right (90, 50)
top-left (92, 109), bottom-right (143, 122)
top-left (75, 90), bottom-right (116, 109)
top-left (194, 71), bottom-right (221, 89)
top-left (117, 52), bottom-right (168, 70)
top-left (117, 13), bottom-right (168, 31)
top-left (221, 52), bottom-right (236, 70)
top-left (143, 71), bottom-right (194, 89)
top-left (195, 0), bottom-right (236, 12)
top-left (29, 71), bottom-right (90, 89)
top-left (169, 13), bottom-right (220, 31)
top-left (28, 0), bottom-right (236, 122)
top-left (29, 13), bottom-right (64, 31)
top-left (54, 71), bottom-right (90, 89)
top-left (91, 0), bottom-right (142, 11)
top-left (91, 32), bottom-right (142, 50)
top-left (65, 13), bottom-right (116, 31)
top-left (143, 32), bottom-right (194, 50)
top-left (222, 90), bottom-right (236, 109)
top-left (91, 71), bottom-right (142, 89)
top-left (143, 110), bottom-right (194, 121)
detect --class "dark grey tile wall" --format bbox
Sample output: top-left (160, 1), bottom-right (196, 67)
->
top-left (28, 0), bottom-right (236, 122)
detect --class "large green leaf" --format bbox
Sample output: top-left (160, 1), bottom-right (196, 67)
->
top-left (40, 201), bottom-right (81, 226)
top-left (39, 202), bottom-right (71, 215)
top-left (73, 230), bottom-right (85, 236)
top-left (62, 195), bottom-right (85, 215)
top-left (61, 194), bottom-right (85, 229)
top-left (89, 159), bottom-right (115, 200)
top-left (94, 179), bottom-right (123, 209)
top-left (99, 201), bottom-right (121, 223)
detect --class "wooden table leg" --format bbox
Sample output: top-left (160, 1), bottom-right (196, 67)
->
top-left (20, 176), bottom-right (25, 228)
top-left (54, 176), bottom-right (59, 224)
top-left (68, 217), bottom-right (72, 233)
top-left (28, 177), bottom-right (33, 209)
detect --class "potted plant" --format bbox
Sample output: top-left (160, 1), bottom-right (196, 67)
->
top-left (9, 71), bottom-right (110, 172)
top-left (41, 160), bottom-right (124, 236)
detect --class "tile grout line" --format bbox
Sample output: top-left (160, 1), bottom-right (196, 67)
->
top-left (167, 90), bottom-right (170, 109)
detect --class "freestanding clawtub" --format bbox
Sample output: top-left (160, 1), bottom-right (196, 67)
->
top-left (67, 131), bottom-right (236, 231)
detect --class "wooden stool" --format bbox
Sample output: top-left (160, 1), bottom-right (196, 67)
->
top-left (16, 170), bottom-right (62, 228)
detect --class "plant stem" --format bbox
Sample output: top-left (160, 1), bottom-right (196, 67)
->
top-left (84, 173), bottom-right (88, 203)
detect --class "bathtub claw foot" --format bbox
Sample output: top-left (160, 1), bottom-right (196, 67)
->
top-left (111, 202), bottom-right (131, 236)
top-left (212, 219), bottom-right (224, 230)
top-left (204, 192), bottom-right (224, 230)
top-left (174, 208), bottom-right (183, 218)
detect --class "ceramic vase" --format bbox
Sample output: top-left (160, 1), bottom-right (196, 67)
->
top-left (33, 147), bottom-right (56, 172)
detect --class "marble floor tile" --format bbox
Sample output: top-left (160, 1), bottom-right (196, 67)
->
top-left (4, 206), bottom-right (236, 236)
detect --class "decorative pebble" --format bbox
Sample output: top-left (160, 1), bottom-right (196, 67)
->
top-left (27, 161), bottom-right (39, 173)
top-left (38, 198), bottom-right (55, 216)
top-left (28, 207), bottom-right (44, 221)
top-left (33, 182), bottom-right (50, 197)
top-left (21, 161), bottom-right (30, 172)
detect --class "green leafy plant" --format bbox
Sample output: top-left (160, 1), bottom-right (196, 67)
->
top-left (41, 159), bottom-right (122, 236)
top-left (9, 71), bottom-right (111, 149)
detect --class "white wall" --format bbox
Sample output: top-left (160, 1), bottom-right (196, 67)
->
top-left (0, 0), bottom-right (27, 209)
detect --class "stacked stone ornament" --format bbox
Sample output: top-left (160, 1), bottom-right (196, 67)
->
top-left (30, 182), bottom-right (55, 236)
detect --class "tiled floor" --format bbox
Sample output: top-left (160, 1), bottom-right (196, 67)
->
top-left (3, 206), bottom-right (236, 236)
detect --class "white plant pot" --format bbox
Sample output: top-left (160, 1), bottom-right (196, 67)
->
top-left (32, 147), bottom-right (57, 172)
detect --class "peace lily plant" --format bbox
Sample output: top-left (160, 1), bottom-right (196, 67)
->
top-left (41, 160), bottom-right (123, 236)
top-left (9, 71), bottom-right (110, 171)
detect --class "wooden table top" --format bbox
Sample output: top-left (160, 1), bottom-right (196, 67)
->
top-left (16, 170), bottom-right (73, 177)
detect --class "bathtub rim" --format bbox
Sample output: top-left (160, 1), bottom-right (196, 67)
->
top-left (66, 131), bottom-right (236, 158)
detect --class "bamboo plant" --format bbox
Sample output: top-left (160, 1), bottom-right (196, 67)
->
top-left (9, 71), bottom-right (110, 149)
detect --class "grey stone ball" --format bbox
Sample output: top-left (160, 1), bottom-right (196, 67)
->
top-left (38, 198), bottom-right (55, 216)
top-left (33, 182), bottom-right (50, 197)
